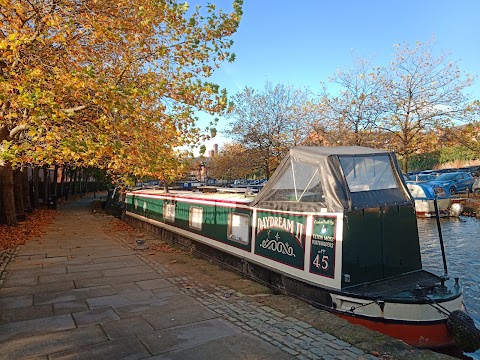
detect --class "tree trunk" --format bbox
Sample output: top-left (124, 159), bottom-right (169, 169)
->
top-left (60, 165), bottom-right (66, 198)
top-left (0, 163), bottom-right (18, 225)
top-left (403, 155), bottom-right (409, 173)
top-left (32, 166), bottom-right (40, 208)
top-left (62, 165), bottom-right (69, 199)
top-left (50, 165), bottom-right (58, 209)
top-left (79, 168), bottom-right (84, 197)
top-left (21, 167), bottom-right (31, 212)
top-left (13, 168), bottom-right (25, 220)
top-left (72, 168), bottom-right (78, 195)
top-left (66, 168), bottom-right (71, 199)
top-left (43, 167), bottom-right (49, 205)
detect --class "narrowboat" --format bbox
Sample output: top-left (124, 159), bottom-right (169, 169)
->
top-left (124, 146), bottom-right (477, 350)
top-left (406, 182), bottom-right (463, 218)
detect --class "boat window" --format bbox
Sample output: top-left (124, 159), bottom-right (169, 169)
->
top-left (189, 207), bottom-right (203, 230)
top-left (339, 155), bottom-right (398, 192)
top-left (227, 213), bottom-right (250, 245)
top-left (261, 158), bottom-right (324, 203)
top-left (164, 203), bottom-right (176, 222)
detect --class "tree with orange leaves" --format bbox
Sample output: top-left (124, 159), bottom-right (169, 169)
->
top-left (0, 0), bottom-right (243, 224)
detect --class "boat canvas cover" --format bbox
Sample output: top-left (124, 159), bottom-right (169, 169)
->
top-left (251, 146), bottom-right (412, 213)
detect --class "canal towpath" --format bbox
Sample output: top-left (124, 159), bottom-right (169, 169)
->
top-left (0, 196), bottom-right (454, 359)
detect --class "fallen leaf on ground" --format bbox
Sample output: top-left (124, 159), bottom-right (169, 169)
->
top-left (0, 209), bottom-right (57, 250)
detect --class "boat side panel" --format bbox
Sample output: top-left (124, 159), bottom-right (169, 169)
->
top-left (254, 210), bottom-right (306, 269)
top-left (126, 193), bottom-right (344, 290)
top-left (126, 193), bottom-right (251, 251)
top-left (342, 209), bottom-right (384, 286)
top-left (174, 200), bottom-right (251, 251)
top-left (342, 205), bottom-right (422, 287)
top-left (382, 205), bottom-right (422, 278)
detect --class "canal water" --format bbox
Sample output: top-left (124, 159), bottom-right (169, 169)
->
top-left (417, 216), bottom-right (480, 359)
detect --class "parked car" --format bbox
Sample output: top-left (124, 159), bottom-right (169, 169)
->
top-left (431, 168), bottom-right (458, 175)
top-left (428, 171), bottom-right (475, 195)
top-left (459, 165), bottom-right (480, 178)
top-left (473, 177), bottom-right (480, 196)
top-left (418, 170), bottom-right (437, 176)
top-left (406, 174), bottom-right (437, 183)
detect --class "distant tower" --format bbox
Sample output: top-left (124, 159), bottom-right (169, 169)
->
top-left (208, 150), bottom-right (214, 158)
top-left (214, 144), bottom-right (218, 156)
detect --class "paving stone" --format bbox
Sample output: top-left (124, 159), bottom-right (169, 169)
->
top-left (113, 294), bottom-right (199, 319)
top-left (324, 345), bottom-right (344, 356)
top-left (294, 320), bottom-right (311, 328)
top-left (0, 294), bottom-right (33, 309)
top-left (0, 314), bottom-right (76, 342)
top-left (0, 281), bottom-right (76, 298)
top-left (53, 300), bottom-right (90, 315)
top-left (46, 250), bottom-right (73, 258)
top-left (109, 282), bottom-right (142, 293)
top-left (342, 349), bottom-right (363, 358)
top-left (136, 278), bottom-right (173, 290)
top-left (321, 333), bottom-right (337, 341)
top-left (298, 340), bottom-right (314, 350)
top-left (6, 266), bottom-right (67, 279)
top-left (293, 324), bottom-right (307, 333)
top-left (346, 346), bottom-right (365, 355)
top-left (139, 318), bottom-right (240, 355)
top-left (63, 257), bottom-right (95, 266)
top-left (335, 355), bottom-right (355, 360)
top-left (76, 249), bottom-right (132, 259)
top-left (86, 290), bottom-right (156, 308)
top-left (38, 270), bottom-right (104, 284)
top-left (326, 341), bottom-right (346, 350)
top-left (101, 265), bottom-right (153, 277)
top-left (49, 337), bottom-right (150, 360)
top-left (0, 304), bottom-right (54, 324)
top-left (141, 304), bottom-right (219, 331)
top-left (310, 347), bottom-right (327, 357)
top-left (282, 347), bottom-right (299, 356)
top-left (148, 332), bottom-right (296, 360)
top-left (74, 271), bottom-right (160, 288)
top-left (151, 287), bottom-right (182, 299)
top-left (90, 254), bottom-right (137, 264)
top-left (286, 329), bottom-right (303, 338)
top-left (0, 325), bottom-right (107, 359)
top-left (66, 261), bottom-right (127, 273)
top-left (72, 307), bottom-right (120, 326)
top-left (34, 285), bottom-right (115, 305)
top-left (321, 355), bottom-right (335, 360)
top-left (2, 275), bottom-right (38, 287)
top-left (332, 338), bottom-right (353, 347)
top-left (101, 317), bottom-right (155, 340)
top-left (259, 333), bottom-right (272, 342)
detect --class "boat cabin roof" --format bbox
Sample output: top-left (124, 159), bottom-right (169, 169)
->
top-left (128, 189), bottom-right (255, 205)
top-left (251, 146), bottom-right (413, 213)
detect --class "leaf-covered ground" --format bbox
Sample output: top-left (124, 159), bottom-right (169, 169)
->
top-left (0, 209), bottom-right (57, 250)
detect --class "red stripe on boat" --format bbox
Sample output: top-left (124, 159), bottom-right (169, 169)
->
top-left (337, 314), bottom-right (454, 348)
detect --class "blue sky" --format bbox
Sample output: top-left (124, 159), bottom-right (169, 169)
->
top-left (198, 0), bottom-right (480, 153)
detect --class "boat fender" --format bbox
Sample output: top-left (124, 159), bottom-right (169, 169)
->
top-left (447, 310), bottom-right (480, 352)
top-left (449, 203), bottom-right (463, 217)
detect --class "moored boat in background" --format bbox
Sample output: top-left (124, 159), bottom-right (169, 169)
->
top-left (406, 182), bottom-right (463, 217)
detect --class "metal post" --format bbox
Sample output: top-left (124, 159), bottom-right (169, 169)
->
top-left (433, 197), bottom-right (448, 278)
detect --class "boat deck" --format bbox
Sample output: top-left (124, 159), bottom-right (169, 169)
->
top-left (343, 270), bottom-right (458, 301)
